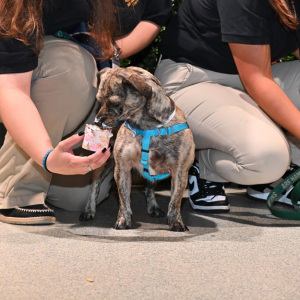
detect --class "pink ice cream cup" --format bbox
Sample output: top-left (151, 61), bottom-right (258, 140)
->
top-left (82, 124), bottom-right (113, 152)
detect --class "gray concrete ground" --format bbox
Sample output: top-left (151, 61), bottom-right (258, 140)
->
top-left (1, 181), bottom-right (300, 300)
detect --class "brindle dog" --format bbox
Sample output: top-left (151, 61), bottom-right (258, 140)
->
top-left (82, 66), bottom-right (195, 231)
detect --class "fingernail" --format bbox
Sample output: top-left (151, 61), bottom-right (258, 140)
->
top-left (109, 145), bottom-right (114, 152)
top-left (102, 148), bottom-right (107, 153)
top-left (78, 131), bottom-right (84, 136)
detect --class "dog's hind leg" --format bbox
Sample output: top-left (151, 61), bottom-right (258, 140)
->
top-left (114, 164), bottom-right (133, 229)
top-left (79, 173), bottom-right (101, 221)
top-left (145, 180), bottom-right (165, 217)
top-left (167, 171), bottom-right (189, 232)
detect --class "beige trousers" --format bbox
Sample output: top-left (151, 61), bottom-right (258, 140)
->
top-left (0, 36), bottom-right (113, 211)
top-left (154, 59), bottom-right (300, 185)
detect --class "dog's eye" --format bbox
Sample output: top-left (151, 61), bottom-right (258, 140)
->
top-left (109, 102), bottom-right (123, 115)
top-left (113, 106), bottom-right (123, 115)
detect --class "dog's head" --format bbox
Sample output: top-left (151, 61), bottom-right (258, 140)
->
top-left (94, 67), bottom-right (174, 129)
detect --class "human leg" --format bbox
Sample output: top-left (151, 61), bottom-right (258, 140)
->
top-left (37, 37), bottom-right (114, 212)
top-left (0, 36), bottom-right (108, 222)
top-left (155, 59), bottom-right (290, 184)
top-left (46, 105), bottom-right (114, 212)
top-left (174, 82), bottom-right (290, 183)
top-left (155, 60), bottom-right (291, 211)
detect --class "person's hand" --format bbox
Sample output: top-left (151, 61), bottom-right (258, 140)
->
top-left (45, 132), bottom-right (111, 175)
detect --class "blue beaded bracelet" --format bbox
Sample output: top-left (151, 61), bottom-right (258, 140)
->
top-left (42, 149), bottom-right (54, 173)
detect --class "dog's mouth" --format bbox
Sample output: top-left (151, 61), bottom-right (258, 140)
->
top-left (94, 116), bottom-right (114, 130)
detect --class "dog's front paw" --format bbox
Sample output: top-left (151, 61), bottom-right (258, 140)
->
top-left (79, 211), bottom-right (95, 221)
top-left (169, 221), bottom-right (189, 232)
top-left (113, 216), bottom-right (131, 230)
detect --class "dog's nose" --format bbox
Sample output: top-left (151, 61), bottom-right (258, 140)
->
top-left (94, 116), bottom-right (106, 127)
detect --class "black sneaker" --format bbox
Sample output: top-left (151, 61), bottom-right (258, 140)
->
top-left (188, 160), bottom-right (230, 212)
top-left (246, 162), bottom-right (299, 206)
top-left (0, 204), bottom-right (56, 225)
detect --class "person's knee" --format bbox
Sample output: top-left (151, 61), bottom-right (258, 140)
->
top-left (38, 37), bottom-right (98, 105)
top-left (243, 139), bottom-right (290, 184)
top-left (211, 133), bottom-right (291, 185)
top-left (34, 39), bottom-right (98, 137)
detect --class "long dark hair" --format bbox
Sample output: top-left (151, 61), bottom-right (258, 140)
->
top-left (0, 0), bottom-right (117, 59)
top-left (0, 0), bottom-right (44, 53)
top-left (270, 0), bottom-right (299, 29)
top-left (89, 0), bottom-right (117, 60)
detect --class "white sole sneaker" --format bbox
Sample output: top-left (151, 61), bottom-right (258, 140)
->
top-left (247, 185), bottom-right (293, 206)
top-left (188, 161), bottom-right (230, 213)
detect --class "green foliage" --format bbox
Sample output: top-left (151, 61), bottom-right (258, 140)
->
top-left (280, 55), bottom-right (296, 62)
top-left (121, 0), bottom-right (182, 73)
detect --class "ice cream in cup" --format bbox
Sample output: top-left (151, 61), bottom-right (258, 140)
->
top-left (82, 124), bottom-right (113, 152)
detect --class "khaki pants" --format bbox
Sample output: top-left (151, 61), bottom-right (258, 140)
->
top-left (154, 59), bottom-right (300, 185)
top-left (0, 36), bottom-right (113, 211)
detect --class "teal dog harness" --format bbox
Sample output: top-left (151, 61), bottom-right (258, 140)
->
top-left (124, 121), bottom-right (189, 182)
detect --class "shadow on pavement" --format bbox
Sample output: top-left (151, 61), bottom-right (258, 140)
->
top-left (17, 183), bottom-right (300, 244)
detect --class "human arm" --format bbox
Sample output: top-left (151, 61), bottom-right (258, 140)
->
top-left (116, 21), bottom-right (161, 59)
top-left (229, 43), bottom-right (300, 139)
top-left (113, 0), bottom-right (172, 59)
top-left (0, 72), bottom-right (110, 175)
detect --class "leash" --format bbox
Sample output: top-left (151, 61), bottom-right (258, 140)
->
top-left (267, 167), bottom-right (300, 219)
top-left (54, 22), bottom-right (110, 70)
top-left (124, 121), bottom-right (189, 182)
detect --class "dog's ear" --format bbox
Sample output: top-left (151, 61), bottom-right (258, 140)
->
top-left (97, 67), bottom-right (112, 87)
top-left (122, 74), bottom-right (152, 98)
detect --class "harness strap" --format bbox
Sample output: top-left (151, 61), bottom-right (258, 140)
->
top-left (124, 122), bottom-right (189, 182)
